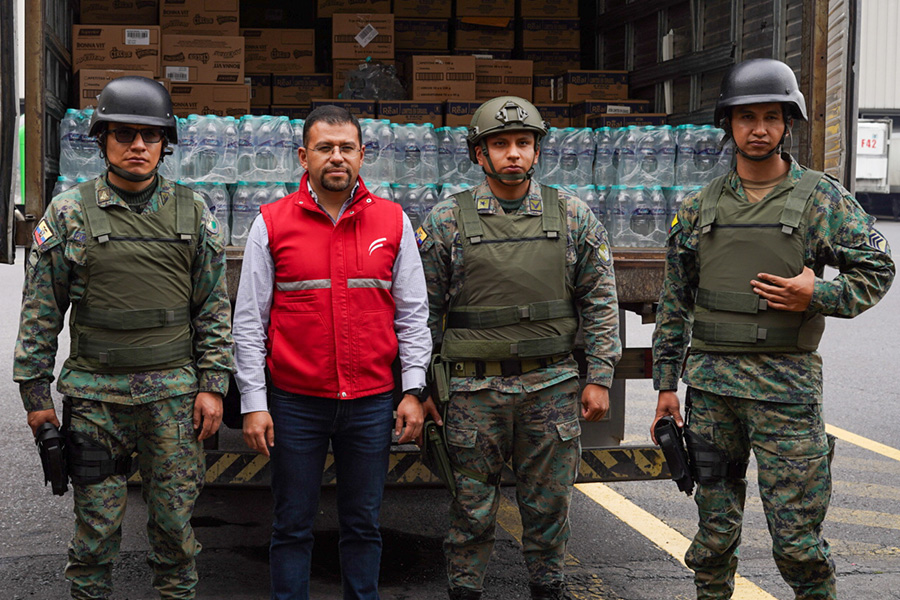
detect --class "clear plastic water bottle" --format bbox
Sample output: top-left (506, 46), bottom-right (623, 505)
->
top-left (78, 109), bottom-right (104, 180)
top-left (617, 126), bottom-right (642, 187)
top-left (693, 125), bottom-right (720, 184)
top-left (538, 127), bottom-right (561, 185)
top-left (420, 124), bottom-right (439, 184)
top-left (255, 116), bottom-right (278, 178)
top-left (674, 124), bottom-right (697, 186)
top-left (197, 115), bottom-right (221, 182)
top-left (180, 115), bottom-right (201, 182)
top-left (360, 119), bottom-right (380, 183)
top-left (593, 127), bottom-right (617, 187)
top-left (647, 185), bottom-right (668, 246)
top-left (629, 186), bottom-right (655, 244)
top-left (274, 117), bottom-right (294, 182)
top-left (396, 125), bottom-right (420, 184)
top-left (607, 185), bottom-right (632, 247)
top-left (217, 116), bottom-right (238, 183)
top-left (638, 126), bottom-right (659, 178)
top-left (291, 119), bottom-right (305, 182)
top-left (656, 125), bottom-right (676, 187)
top-left (421, 183), bottom-right (439, 220)
top-left (594, 185), bottom-right (610, 229)
top-left (559, 127), bottom-right (578, 186)
top-left (663, 185), bottom-right (685, 227)
top-left (205, 182), bottom-right (231, 244)
top-left (376, 120), bottom-right (394, 182)
top-left (370, 182), bottom-right (393, 201)
top-left (59, 109), bottom-right (81, 180)
top-left (453, 127), bottom-right (478, 185)
top-left (237, 116), bottom-right (256, 181)
top-left (437, 127), bottom-right (455, 184)
top-left (401, 183), bottom-right (424, 229)
top-left (439, 182), bottom-right (471, 202)
top-left (712, 129), bottom-right (733, 180)
top-left (229, 181), bottom-right (256, 247)
top-left (52, 175), bottom-right (73, 197)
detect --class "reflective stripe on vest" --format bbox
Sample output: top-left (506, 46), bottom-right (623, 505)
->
top-left (692, 169), bottom-right (826, 353)
top-left (64, 180), bottom-right (197, 373)
top-left (276, 278), bottom-right (391, 291)
top-left (440, 185), bottom-right (578, 362)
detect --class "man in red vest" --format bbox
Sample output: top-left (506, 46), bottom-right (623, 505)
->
top-left (233, 105), bottom-right (432, 600)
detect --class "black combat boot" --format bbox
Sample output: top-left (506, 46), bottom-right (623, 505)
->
top-left (529, 580), bottom-right (568, 600)
top-left (448, 586), bottom-right (483, 600)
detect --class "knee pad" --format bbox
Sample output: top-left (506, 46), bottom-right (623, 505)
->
top-left (684, 428), bottom-right (748, 485)
top-left (67, 431), bottom-right (132, 485)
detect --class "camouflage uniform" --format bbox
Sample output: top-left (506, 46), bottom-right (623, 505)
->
top-left (14, 175), bottom-right (233, 600)
top-left (418, 179), bottom-right (621, 591)
top-left (653, 158), bottom-right (895, 599)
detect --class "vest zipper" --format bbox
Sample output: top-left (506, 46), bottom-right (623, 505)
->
top-left (356, 218), bottom-right (362, 271)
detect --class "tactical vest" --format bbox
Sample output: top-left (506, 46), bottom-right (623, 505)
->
top-left (691, 170), bottom-right (825, 353)
top-left (64, 180), bottom-right (199, 373)
top-left (440, 186), bottom-right (579, 361)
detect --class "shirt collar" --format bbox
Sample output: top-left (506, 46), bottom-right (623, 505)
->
top-left (306, 179), bottom-right (360, 223)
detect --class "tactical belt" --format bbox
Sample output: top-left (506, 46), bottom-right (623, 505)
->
top-left (75, 336), bottom-right (192, 367)
top-left (75, 304), bottom-right (191, 330)
top-left (692, 321), bottom-right (798, 347)
top-left (443, 334), bottom-right (576, 361)
top-left (448, 353), bottom-right (570, 378)
top-left (447, 300), bottom-right (576, 329)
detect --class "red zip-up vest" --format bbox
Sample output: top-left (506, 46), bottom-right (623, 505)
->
top-left (261, 175), bottom-right (403, 399)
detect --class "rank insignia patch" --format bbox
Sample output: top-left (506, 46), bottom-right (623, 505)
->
top-left (415, 226), bottom-right (428, 246)
top-left (33, 219), bottom-right (54, 248)
top-left (528, 197), bottom-right (543, 214)
top-left (476, 197), bottom-right (492, 211)
top-left (869, 230), bottom-right (888, 252)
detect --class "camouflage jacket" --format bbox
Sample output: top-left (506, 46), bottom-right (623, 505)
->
top-left (14, 175), bottom-right (234, 412)
top-left (417, 179), bottom-right (621, 393)
top-left (653, 157), bottom-right (895, 402)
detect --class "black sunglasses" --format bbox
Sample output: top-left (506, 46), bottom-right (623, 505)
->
top-left (108, 127), bottom-right (165, 144)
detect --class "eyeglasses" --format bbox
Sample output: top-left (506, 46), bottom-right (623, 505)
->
top-left (108, 127), bottom-right (165, 144)
top-left (310, 144), bottom-right (361, 158)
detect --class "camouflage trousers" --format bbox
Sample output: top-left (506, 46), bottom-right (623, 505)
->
top-left (685, 389), bottom-right (836, 600)
top-left (444, 377), bottom-right (582, 591)
top-left (65, 395), bottom-right (205, 600)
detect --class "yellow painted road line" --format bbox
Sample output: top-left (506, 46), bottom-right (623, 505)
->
top-left (576, 482), bottom-right (779, 600)
top-left (826, 424), bottom-right (900, 463)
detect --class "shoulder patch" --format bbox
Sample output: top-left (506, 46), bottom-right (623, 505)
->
top-left (476, 197), bottom-right (492, 212)
top-left (207, 214), bottom-right (220, 236)
top-left (596, 240), bottom-right (612, 265)
top-left (527, 197), bottom-right (543, 214)
top-left (670, 215), bottom-right (679, 231)
top-left (415, 226), bottom-right (428, 247)
top-left (868, 229), bottom-right (888, 252)
top-left (33, 219), bottom-right (55, 248)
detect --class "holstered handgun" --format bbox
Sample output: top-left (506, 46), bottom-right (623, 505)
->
top-left (35, 422), bottom-right (69, 496)
top-left (421, 355), bottom-right (457, 498)
top-left (654, 416), bottom-right (694, 496)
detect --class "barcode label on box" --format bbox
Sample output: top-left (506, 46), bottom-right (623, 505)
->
top-left (166, 67), bottom-right (190, 82)
top-left (355, 25), bottom-right (379, 48)
top-left (125, 29), bottom-right (150, 46)
top-left (606, 105), bottom-right (632, 114)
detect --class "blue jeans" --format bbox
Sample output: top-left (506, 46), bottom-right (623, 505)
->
top-left (268, 387), bottom-right (394, 600)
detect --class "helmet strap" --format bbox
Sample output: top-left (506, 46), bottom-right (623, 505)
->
top-left (479, 139), bottom-right (533, 184)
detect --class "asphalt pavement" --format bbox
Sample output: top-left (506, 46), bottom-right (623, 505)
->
top-left (3, 218), bottom-right (900, 600)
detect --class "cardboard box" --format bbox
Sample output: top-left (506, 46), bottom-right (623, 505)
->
top-left (72, 26), bottom-right (161, 75)
top-left (570, 99), bottom-right (651, 126)
top-left (552, 70), bottom-right (629, 102)
top-left (273, 74), bottom-right (334, 105)
top-left (317, 0), bottom-right (390, 18)
top-left (395, 19), bottom-right (449, 51)
top-left (241, 29), bottom-right (315, 74)
top-left (332, 14), bottom-right (394, 60)
top-left (80, 0), bottom-right (158, 25)
top-left (444, 100), bottom-right (481, 127)
top-left (475, 59), bottom-right (533, 101)
top-left (455, 0), bottom-right (514, 17)
top-left (533, 103), bottom-right (570, 128)
top-left (520, 19), bottom-right (580, 49)
top-left (161, 34), bottom-right (244, 83)
top-left (159, 0), bottom-right (240, 36)
top-left (76, 69), bottom-right (156, 109)
top-left (168, 83), bottom-right (250, 117)
top-left (246, 74), bottom-right (272, 107)
top-left (533, 74), bottom-right (554, 103)
top-left (377, 100), bottom-right (443, 124)
top-left (270, 105), bottom-right (311, 120)
top-left (519, 0), bottom-right (578, 17)
top-left (332, 59), bottom-right (396, 97)
top-left (453, 48), bottom-right (514, 60)
top-left (454, 18), bottom-right (514, 50)
top-left (585, 113), bottom-right (668, 129)
top-left (310, 99), bottom-right (377, 119)
top-left (520, 49), bottom-right (580, 74)
top-left (392, 0), bottom-right (451, 19)
top-left (410, 56), bottom-right (477, 101)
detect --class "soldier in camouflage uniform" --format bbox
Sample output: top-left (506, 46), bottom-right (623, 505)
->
top-left (651, 59), bottom-right (895, 600)
top-left (417, 97), bottom-right (621, 600)
top-left (14, 76), bottom-right (233, 599)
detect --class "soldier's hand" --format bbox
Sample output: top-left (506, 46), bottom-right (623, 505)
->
top-left (27, 409), bottom-right (60, 437)
top-left (193, 391), bottom-right (223, 441)
top-left (651, 391), bottom-right (682, 445)
top-left (396, 395), bottom-right (425, 445)
top-left (581, 384), bottom-right (610, 422)
top-left (243, 411), bottom-right (275, 457)
top-left (751, 266), bottom-right (815, 311)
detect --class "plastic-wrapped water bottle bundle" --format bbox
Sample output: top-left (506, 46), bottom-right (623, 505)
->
top-left (604, 185), bottom-right (670, 248)
top-left (592, 127), bottom-right (618, 187)
top-left (360, 119), bottom-right (395, 183)
top-left (538, 127), bottom-right (595, 187)
top-left (227, 181), bottom-right (288, 247)
top-left (188, 182), bottom-right (232, 245)
top-left (392, 123), bottom-right (440, 185)
top-left (439, 182), bottom-right (473, 203)
top-left (674, 124), bottom-right (733, 186)
top-left (291, 119), bottom-right (305, 182)
top-left (59, 108), bottom-right (105, 181)
top-left (437, 127), bottom-right (481, 187)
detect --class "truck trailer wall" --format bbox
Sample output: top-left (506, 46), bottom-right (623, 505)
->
top-left (859, 0), bottom-right (900, 112)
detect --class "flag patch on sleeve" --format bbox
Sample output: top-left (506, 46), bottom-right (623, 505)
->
top-left (33, 219), bottom-right (54, 248)
top-left (415, 226), bottom-right (428, 246)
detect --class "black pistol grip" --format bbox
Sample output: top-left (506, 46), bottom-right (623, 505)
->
top-left (654, 416), bottom-right (694, 496)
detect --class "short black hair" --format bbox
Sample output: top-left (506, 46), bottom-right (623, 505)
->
top-left (303, 105), bottom-right (362, 147)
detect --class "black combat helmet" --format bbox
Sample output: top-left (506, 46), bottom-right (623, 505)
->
top-left (89, 76), bottom-right (178, 143)
top-left (714, 59), bottom-right (807, 127)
